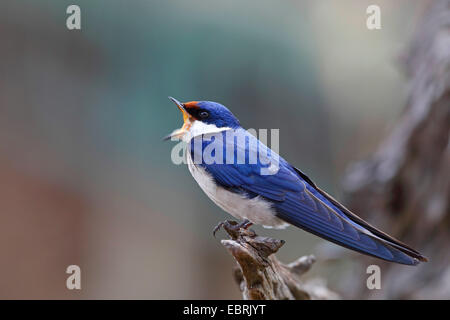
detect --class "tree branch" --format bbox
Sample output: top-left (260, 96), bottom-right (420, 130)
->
top-left (219, 224), bottom-right (339, 300)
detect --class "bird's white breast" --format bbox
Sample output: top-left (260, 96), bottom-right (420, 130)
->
top-left (186, 146), bottom-right (289, 229)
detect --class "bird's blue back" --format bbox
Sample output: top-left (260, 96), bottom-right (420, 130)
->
top-left (189, 128), bottom-right (420, 265)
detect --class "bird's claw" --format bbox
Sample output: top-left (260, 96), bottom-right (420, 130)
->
top-left (213, 220), bottom-right (234, 238)
top-left (213, 219), bottom-right (253, 238)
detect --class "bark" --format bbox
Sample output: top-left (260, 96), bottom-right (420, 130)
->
top-left (341, 0), bottom-right (450, 299)
top-left (219, 223), bottom-right (339, 300)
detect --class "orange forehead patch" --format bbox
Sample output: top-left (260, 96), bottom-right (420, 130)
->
top-left (183, 101), bottom-right (199, 109)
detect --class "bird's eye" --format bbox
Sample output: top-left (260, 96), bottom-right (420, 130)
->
top-left (199, 111), bottom-right (209, 119)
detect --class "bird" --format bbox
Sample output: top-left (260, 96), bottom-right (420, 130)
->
top-left (164, 97), bottom-right (428, 265)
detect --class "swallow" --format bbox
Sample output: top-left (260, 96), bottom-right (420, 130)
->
top-left (164, 97), bottom-right (427, 265)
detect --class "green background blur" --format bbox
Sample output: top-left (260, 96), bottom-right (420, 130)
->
top-left (0, 0), bottom-right (426, 298)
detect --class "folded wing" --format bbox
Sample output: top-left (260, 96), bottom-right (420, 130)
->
top-left (190, 130), bottom-right (427, 265)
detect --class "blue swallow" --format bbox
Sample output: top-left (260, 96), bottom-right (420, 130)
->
top-left (165, 97), bottom-right (427, 265)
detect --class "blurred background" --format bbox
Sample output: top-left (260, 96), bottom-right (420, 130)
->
top-left (0, 0), bottom-right (446, 299)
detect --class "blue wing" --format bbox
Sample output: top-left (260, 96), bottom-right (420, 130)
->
top-left (190, 129), bottom-right (426, 265)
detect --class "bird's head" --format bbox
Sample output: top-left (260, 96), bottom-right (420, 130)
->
top-left (164, 97), bottom-right (241, 142)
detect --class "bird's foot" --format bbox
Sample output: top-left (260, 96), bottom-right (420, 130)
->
top-left (213, 219), bottom-right (254, 239)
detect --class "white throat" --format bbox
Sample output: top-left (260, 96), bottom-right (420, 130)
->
top-left (182, 120), bottom-right (232, 142)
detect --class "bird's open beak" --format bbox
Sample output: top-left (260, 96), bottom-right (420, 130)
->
top-left (163, 97), bottom-right (194, 141)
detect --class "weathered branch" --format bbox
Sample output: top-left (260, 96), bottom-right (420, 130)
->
top-left (219, 223), bottom-right (339, 300)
